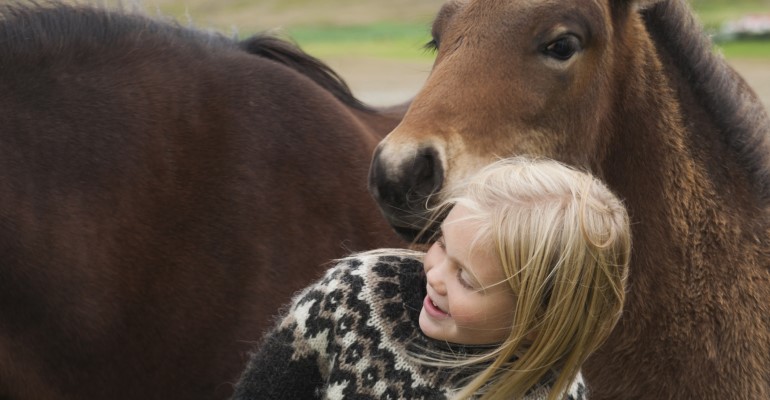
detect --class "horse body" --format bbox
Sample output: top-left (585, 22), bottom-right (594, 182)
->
top-left (0, 4), bottom-right (401, 399)
top-left (370, 0), bottom-right (770, 398)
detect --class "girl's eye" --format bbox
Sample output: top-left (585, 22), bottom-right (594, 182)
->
top-left (456, 268), bottom-right (474, 290)
top-left (436, 235), bottom-right (446, 250)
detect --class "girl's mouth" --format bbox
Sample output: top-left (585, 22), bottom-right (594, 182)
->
top-left (423, 295), bottom-right (450, 319)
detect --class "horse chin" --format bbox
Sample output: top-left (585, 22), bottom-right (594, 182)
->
top-left (392, 225), bottom-right (424, 243)
top-left (381, 210), bottom-right (442, 244)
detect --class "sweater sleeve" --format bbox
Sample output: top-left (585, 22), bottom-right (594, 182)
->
top-left (230, 325), bottom-right (324, 399)
top-left (231, 255), bottom-right (443, 399)
top-left (230, 263), bottom-right (350, 400)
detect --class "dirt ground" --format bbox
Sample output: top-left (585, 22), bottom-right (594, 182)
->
top-left (327, 57), bottom-right (770, 113)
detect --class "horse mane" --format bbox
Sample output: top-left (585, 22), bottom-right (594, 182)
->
top-left (0, 2), bottom-right (235, 65)
top-left (0, 2), bottom-right (371, 112)
top-left (642, 0), bottom-right (770, 202)
top-left (238, 35), bottom-right (371, 111)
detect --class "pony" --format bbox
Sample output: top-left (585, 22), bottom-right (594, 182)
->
top-left (369, 0), bottom-right (770, 398)
top-left (0, 3), bottom-right (403, 399)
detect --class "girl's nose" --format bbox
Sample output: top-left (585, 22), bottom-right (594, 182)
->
top-left (426, 267), bottom-right (447, 296)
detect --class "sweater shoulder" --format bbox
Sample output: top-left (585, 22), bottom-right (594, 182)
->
top-left (273, 253), bottom-right (447, 399)
top-left (287, 253), bottom-right (423, 311)
top-left (280, 253), bottom-right (423, 339)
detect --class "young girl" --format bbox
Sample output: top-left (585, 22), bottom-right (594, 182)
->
top-left (232, 157), bottom-right (631, 400)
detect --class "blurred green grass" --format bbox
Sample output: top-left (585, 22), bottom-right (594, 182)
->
top-left (718, 40), bottom-right (770, 58)
top-left (695, 0), bottom-right (770, 59)
top-left (695, 0), bottom-right (769, 28)
top-left (288, 27), bottom-right (770, 61)
top-left (71, 0), bottom-right (770, 60)
top-left (286, 23), bottom-right (435, 60)
top-left (281, 0), bottom-right (770, 61)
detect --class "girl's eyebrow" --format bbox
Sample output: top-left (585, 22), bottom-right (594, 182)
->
top-left (443, 238), bottom-right (482, 288)
top-left (439, 220), bottom-right (483, 288)
top-left (439, 227), bottom-right (467, 268)
top-left (448, 254), bottom-right (467, 272)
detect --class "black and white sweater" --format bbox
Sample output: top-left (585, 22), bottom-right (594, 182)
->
top-left (232, 254), bottom-right (586, 399)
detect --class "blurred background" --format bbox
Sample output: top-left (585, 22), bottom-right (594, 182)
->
top-left (46, 0), bottom-right (770, 108)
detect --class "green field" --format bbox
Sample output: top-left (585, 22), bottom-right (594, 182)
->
top-left (281, 0), bottom-right (770, 61)
top-left (694, 0), bottom-right (770, 28)
top-left (286, 23), bottom-right (435, 60)
top-left (78, 0), bottom-right (770, 61)
top-left (695, 0), bottom-right (770, 59)
top-left (718, 39), bottom-right (770, 58)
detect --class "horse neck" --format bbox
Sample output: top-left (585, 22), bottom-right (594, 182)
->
top-left (596, 0), bottom-right (770, 329)
top-left (642, 0), bottom-right (770, 201)
top-left (584, 4), bottom-right (770, 395)
top-left (602, 1), bottom-right (769, 228)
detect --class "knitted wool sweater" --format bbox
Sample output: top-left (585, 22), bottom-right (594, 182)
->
top-left (232, 254), bottom-right (587, 400)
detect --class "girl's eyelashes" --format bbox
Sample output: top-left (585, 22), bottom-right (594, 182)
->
top-left (456, 268), bottom-right (474, 290)
top-left (436, 234), bottom-right (446, 249)
top-left (434, 231), bottom-right (474, 290)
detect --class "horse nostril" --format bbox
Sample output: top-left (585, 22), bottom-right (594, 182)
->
top-left (407, 147), bottom-right (444, 204)
top-left (369, 147), bottom-right (401, 206)
top-left (369, 146), bottom-right (444, 208)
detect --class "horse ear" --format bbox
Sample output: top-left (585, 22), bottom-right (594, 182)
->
top-left (631, 0), bottom-right (665, 10)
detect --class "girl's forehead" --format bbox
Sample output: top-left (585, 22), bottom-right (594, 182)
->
top-left (443, 205), bottom-right (507, 285)
top-left (442, 204), bottom-right (478, 240)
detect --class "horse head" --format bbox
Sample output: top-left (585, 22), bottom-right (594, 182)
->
top-left (369, 0), bottom-right (665, 241)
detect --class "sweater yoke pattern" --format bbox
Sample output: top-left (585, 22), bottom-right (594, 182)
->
top-left (282, 256), bottom-right (449, 399)
top-left (233, 254), bottom-right (587, 400)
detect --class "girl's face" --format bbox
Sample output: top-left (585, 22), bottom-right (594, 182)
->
top-left (419, 205), bottom-right (517, 345)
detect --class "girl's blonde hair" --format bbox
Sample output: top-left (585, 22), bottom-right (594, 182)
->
top-left (432, 156), bottom-right (631, 400)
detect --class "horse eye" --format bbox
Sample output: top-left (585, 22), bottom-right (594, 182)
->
top-left (543, 36), bottom-right (580, 60)
top-left (424, 38), bottom-right (440, 53)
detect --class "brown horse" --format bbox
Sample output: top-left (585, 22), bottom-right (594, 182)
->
top-left (370, 0), bottom-right (770, 398)
top-left (0, 3), bottom-right (403, 400)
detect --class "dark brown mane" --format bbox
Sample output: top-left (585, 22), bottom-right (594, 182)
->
top-left (0, 2), bottom-right (235, 65)
top-left (0, 2), bottom-right (369, 111)
top-left (239, 35), bottom-right (371, 111)
top-left (642, 1), bottom-right (770, 201)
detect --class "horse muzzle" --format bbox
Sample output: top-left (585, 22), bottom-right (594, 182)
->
top-left (368, 144), bottom-right (445, 243)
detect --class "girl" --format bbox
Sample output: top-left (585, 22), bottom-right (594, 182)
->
top-left (232, 157), bottom-right (631, 400)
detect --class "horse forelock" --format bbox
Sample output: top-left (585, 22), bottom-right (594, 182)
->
top-left (641, 0), bottom-right (770, 202)
top-left (238, 35), bottom-right (372, 112)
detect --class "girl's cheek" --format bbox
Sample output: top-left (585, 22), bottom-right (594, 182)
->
top-left (450, 302), bottom-right (483, 325)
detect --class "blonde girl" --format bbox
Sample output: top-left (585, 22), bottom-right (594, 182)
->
top-left (233, 157), bottom-right (630, 400)
top-left (419, 157), bottom-right (630, 399)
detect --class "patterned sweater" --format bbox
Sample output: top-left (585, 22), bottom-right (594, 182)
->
top-left (232, 254), bottom-right (586, 399)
